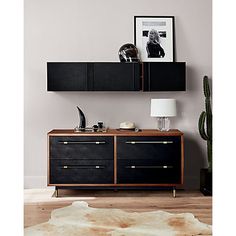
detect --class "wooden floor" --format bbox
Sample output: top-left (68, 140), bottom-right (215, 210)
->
top-left (24, 189), bottom-right (212, 228)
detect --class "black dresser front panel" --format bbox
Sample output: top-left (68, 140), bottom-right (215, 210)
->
top-left (48, 132), bottom-right (183, 186)
top-left (50, 159), bottom-right (113, 184)
top-left (117, 136), bottom-right (181, 184)
top-left (117, 159), bottom-right (180, 184)
top-left (117, 136), bottom-right (181, 162)
top-left (50, 136), bottom-right (113, 160)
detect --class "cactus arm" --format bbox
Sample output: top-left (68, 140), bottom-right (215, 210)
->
top-left (198, 111), bottom-right (208, 140)
top-left (203, 75), bottom-right (210, 98)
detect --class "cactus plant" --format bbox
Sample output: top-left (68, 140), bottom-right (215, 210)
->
top-left (198, 76), bottom-right (212, 172)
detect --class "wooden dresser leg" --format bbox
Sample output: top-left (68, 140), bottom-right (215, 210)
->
top-left (173, 187), bottom-right (176, 198)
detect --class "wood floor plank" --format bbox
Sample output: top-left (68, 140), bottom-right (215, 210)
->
top-left (24, 189), bottom-right (212, 228)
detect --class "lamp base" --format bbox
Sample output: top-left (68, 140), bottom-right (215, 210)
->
top-left (157, 117), bottom-right (170, 131)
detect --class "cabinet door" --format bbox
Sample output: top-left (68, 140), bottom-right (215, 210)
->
top-left (143, 62), bottom-right (186, 91)
top-left (117, 136), bottom-right (182, 184)
top-left (47, 62), bottom-right (88, 91)
top-left (92, 62), bottom-right (140, 91)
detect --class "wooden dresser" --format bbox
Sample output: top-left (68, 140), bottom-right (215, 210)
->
top-left (47, 129), bottom-right (184, 197)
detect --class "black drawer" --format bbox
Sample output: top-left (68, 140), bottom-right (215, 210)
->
top-left (50, 159), bottom-right (113, 184)
top-left (49, 136), bottom-right (113, 159)
top-left (117, 136), bottom-right (181, 162)
top-left (117, 159), bottom-right (181, 184)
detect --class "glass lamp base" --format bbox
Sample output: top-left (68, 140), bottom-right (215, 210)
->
top-left (157, 117), bottom-right (170, 131)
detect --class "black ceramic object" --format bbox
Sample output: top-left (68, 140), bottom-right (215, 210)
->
top-left (98, 122), bottom-right (103, 129)
top-left (93, 125), bottom-right (98, 132)
top-left (77, 106), bottom-right (86, 129)
top-left (200, 168), bottom-right (212, 196)
top-left (118, 43), bottom-right (140, 62)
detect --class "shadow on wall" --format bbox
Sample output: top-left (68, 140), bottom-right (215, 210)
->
top-left (183, 132), bottom-right (206, 190)
top-left (186, 65), bottom-right (200, 92)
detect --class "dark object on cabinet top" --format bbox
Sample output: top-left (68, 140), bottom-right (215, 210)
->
top-left (118, 43), bottom-right (140, 62)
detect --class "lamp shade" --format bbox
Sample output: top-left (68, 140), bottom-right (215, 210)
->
top-left (150, 99), bottom-right (176, 117)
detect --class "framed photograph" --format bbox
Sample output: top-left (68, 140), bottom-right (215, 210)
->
top-left (134, 16), bottom-right (175, 62)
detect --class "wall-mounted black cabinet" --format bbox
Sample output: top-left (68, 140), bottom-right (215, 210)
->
top-left (47, 61), bottom-right (186, 92)
top-left (143, 62), bottom-right (186, 91)
top-left (47, 62), bottom-right (140, 91)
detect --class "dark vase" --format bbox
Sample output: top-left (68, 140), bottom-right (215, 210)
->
top-left (200, 168), bottom-right (212, 196)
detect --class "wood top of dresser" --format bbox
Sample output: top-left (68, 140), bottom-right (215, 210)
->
top-left (48, 129), bottom-right (183, 136)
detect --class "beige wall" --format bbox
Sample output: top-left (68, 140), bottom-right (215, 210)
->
top-left (24, 0), bottom-right (212, 189)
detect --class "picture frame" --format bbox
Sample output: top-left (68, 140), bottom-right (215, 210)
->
top-left (134, 16), bottom-right (175, 62)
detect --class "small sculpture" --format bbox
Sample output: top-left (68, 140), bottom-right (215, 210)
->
top-left (77, 106), bottom-right (86, 130)
top-left (118, 43), bottom-right (140, 62)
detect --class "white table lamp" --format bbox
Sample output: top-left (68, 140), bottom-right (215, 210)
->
top-left (150, 99), bottom-right (177, 131)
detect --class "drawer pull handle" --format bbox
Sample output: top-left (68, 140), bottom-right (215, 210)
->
top-left (60, 141), bottom-right (106, 145)
top-left (95, 142), bottom-right (105, 145)
top-left (125, 141), bottom-right (173, 144)
top-left (125, 165), bottom-right (173, 169)
top-left (60, 165), bottom-right (105, 169)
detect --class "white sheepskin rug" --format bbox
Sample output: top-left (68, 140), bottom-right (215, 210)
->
top-left (25, 201), bottom-right (212, 235)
